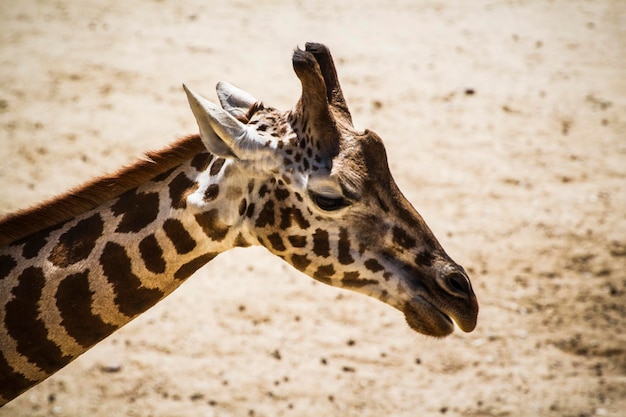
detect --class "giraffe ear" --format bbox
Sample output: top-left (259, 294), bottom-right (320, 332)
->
top-left (183, 84), bottom-right (258, 159)
top-left (216, 81), bottom-right (258, 120)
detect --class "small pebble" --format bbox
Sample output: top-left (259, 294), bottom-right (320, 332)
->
top-left (100, 363), bottom-right (122, 373)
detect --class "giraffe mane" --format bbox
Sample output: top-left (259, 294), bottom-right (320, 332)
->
top-left (0, 134), bottom-right (205, 247)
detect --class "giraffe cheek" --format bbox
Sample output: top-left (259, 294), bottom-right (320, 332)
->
top-left (312, 229), bottom-right (330, 258)
top-left (337, 227), bottom-right (354, 265)
top-left (266, 233), bottom-right (287, 252)
top-left (340, 272), bottom-right (378, 289)
top-left (290, 253), bottom-right (312, 272)
top-left (287, 234), bottom-right (307, 248)
top-left (312, 263), bottom-right (335, 284)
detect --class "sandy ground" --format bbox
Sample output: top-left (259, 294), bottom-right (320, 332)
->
top-left (1, 1), bottom-right (625, 416)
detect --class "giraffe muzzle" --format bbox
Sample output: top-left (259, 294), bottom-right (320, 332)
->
top-left (403, 297), bottom-right (456, 338)
top-left (402, 267), bottom-right (478, 337)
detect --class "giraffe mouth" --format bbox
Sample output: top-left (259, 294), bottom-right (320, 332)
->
top-left (403, 297), bottom-right (455, 338)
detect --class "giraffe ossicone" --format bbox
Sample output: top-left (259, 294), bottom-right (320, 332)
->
top-left (0, 42), bottom-right (478, 406)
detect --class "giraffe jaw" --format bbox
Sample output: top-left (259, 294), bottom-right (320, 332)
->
top-left (403, 297), bottom-right (456, 338)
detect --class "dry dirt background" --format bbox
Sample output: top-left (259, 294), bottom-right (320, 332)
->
top-left (1, 1), bottom-right (625, 416)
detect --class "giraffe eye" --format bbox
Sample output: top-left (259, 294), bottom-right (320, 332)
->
top-left (310, 192), bottom-right (350, 211)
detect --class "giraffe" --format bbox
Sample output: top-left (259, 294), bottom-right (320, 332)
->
top-left (0, 43), bottom-right (478, 405)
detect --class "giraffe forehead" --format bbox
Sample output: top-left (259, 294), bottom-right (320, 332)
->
top-left (331, 131), bottom-right (393, 198)
top-left (245, 104), bottom-right (398, 210)
top-left (245, 104), bottom-right (362, 168)
top-left (248, 108), bottom-right (291, 137)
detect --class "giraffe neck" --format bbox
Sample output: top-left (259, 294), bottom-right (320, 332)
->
top-left (0, 148), bottom-right (248, 404)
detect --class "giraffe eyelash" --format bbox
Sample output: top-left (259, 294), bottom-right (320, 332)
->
top-left (309, 191), bottom-right (351, 211)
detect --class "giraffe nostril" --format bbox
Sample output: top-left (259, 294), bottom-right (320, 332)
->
top-left (446, 271), bottom-right (471, 296)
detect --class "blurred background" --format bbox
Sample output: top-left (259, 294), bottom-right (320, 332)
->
top-left (1, 1), bottom-right (624, 416)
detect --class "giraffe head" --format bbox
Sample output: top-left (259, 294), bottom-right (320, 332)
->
top-left (184, 43), bottom-right (478, 337)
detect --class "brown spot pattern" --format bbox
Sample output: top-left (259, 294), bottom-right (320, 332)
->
top-left (0, 255), bottom-right (16, 280)
top-left (194, 210), bottom-right (230, 242)
top-left (0, 353), bottom-right (33, 405)
top-left (169, 173), bottom-right (198, 210)
top-left (139, 234), bottom-right (166, 274)
top-left (163, 219), bottom-right (196, 254)
top-left (342, 271), bottom-right (361, 281)
top-left (267, 233), bottom-right (286, 252)
top-left (312, 229), bottom-right (330, 257)
top-left (255, 200), bottom-right (275, 228)
top-left (151, 166), bottom-right (177, 183)
top-left (258, 184), bottom-right (270, 198)
top-left (238, 199), bottom-right (248, 216)
top-left (174, 252), bottom-right (218, 280)
top-left (21, 232), bottom-right (49, 259)
top-left (48, 214), bottom-right (103, 267)
top-left (274, 188), bottom-right (290, 201)
top-left (279, 207), bottom-right (293, 229)
top-left (392, 226), bottom-right (416, 250)
top-left (245, 202), bottom-right (256, 218)
top-left (204, 184), bottom-right (220, 202)
top-left (337, 228), bottom-right (354, 265)
top-left (279, 207), bottom-right (310, 230)
top-left (342, 274), bottom-right (378, 288)
top-left (287, 235), bottom-right (307, 248)
top-left (415, 251), bottom-right (435, 267)
top-left (377, 196), bottom-right (390, 213)
top-left (56, 270), bottom-right (117, 348)
top-left (209, 158), bottom-right (226, 176)
top-left (234, 233), bottom-right (251, 247)
top-left (291, 207), bottom-right (310, 229)
top-left (291, 254), bottom-right (311, 271)
top-left (11, 223), bottom-right (60, 259)
top-left (5, 267), bottom-right (68, 374)
top-left (191, 152), bottom-right (213, 171)
top-left (314, 264), bottom-right (335, 283)
top-left (365, 258), bottom-right (385, 273)
top-left (100, 242), bottom-right (164, 317)
top-left (112, 190), bottom-right (160, 233)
